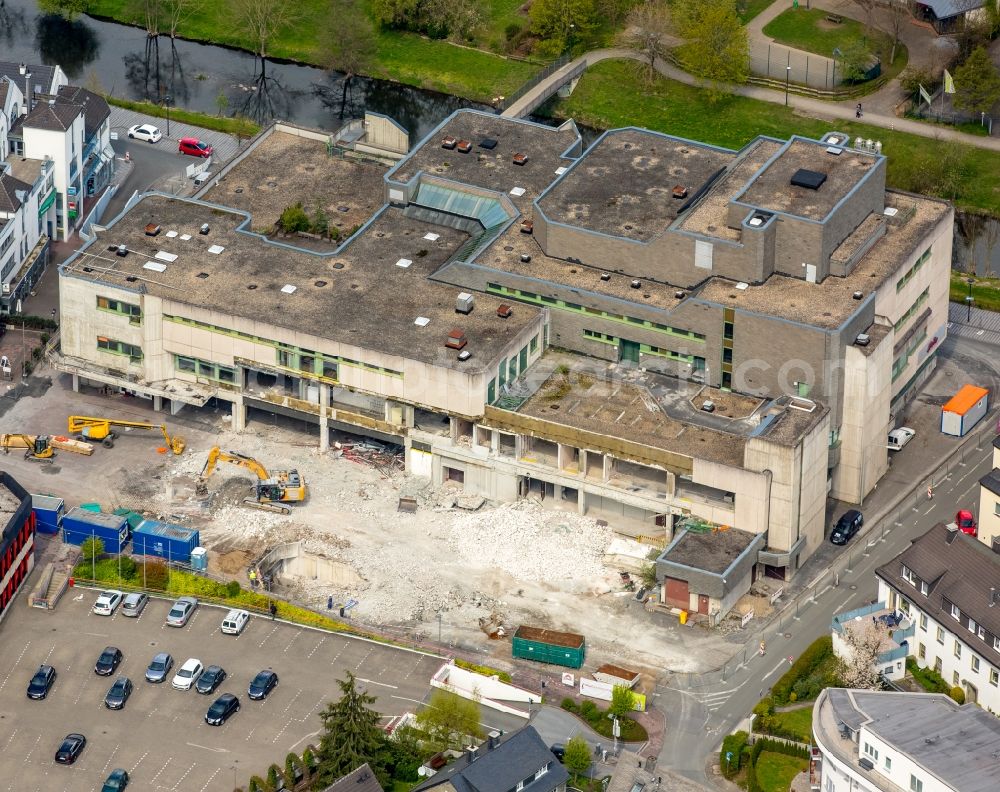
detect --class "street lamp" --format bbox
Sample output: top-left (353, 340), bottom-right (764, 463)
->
top-left (785, 66), bottom-right (792, 106)
top-left (967, 277), bottom-right (975, 322)
top-left (162, 93), bottom-right (172, 138)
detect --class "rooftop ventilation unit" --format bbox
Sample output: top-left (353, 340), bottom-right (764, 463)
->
top-left (509, 187), bottom-right (526, 197)
top-left (456, 140), bottom-right (472, 153)
top-left (144, 223), bottom-right (161, 236)
top-left (457, 350), bottom-right (472, 362)
top-left (446, 329), bottom-right (467, 350)
top-left (155, 251), bottom-right (178, 262)
top-left (423, 232), bottom-right (440, 241)
top-left (748, 216), bottom-right (764, 227)
top-left (852, 291), bottom-right (864, 300)
top-left (143, 261), bottom-right (167, 273)
top-left (520, 220), bottom-right (533, 234)
top-left (854, 333), bottom-right (870, 347)
top-left (497, 304), bottom-right (512, 319)
top-left (116, 244), bottom-right (128, 257)
top-left (207, 245), bottom-right (225, 255)
top-left (630, 280), bottom-right (641, 289)
top-left (736, 282), bottom-right (749, 290)
top-left (441, 136), bottom-right (457, 150)
top-left (672, 185), bottom-right (688, 199)
top-left (479, 138), bottom-right (498, 150)
top-left (675, 291), bottom-right (685, 299)
top-left (280, 284), bottom-right (297, 294)
top-left (199, 223), bottom-right (210, 235)
top-left (884, 207), bottom-right (898, 217)
top-left (701, 400), bottom-right (716, 413)
top-left (520, 254), bottom-right (531, 263)
top-left (395, 258), bottom-right (412, 269)
top-left (512, 153), bottom-right (528, 166)
top-left (600, 273), bottom-right (611, 282)
top-left (825, 146), bottom-right (843, 155)
top-left (456, 292), bottom-right (474, 314)
top-left (790, 169), bottom-right (827, 190)
top-left (165, 230), bottom-right (178, 238)
top-left (414, 317), bottom-right (430, 327)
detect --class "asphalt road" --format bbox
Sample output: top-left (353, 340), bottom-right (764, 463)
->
top-left (0, 588), bottom-right (444, 792)
top-left (654, 332), bottom-right (1000, 786)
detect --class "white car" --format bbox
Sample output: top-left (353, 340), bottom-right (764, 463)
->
top-left (93, 590), bottom-right (124, 616)
top-left (171, 658), bottom-right (203, 691)
top-left (887, 427), bottom-right (916, 451)
top-left (128, 124), bottom-right (162, 143)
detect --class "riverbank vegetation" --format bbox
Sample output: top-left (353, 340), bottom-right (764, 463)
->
top-left (107, 97), bottom-right (260, 137)
top-left (543, 59), bottom-right (1000, 217)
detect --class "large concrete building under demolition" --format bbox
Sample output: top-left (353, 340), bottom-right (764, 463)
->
top-left (55, 111), bottom-right (952, 616)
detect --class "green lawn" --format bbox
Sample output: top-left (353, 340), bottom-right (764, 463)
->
top-left (951, 271), bottom-right (1000, 313)
top-left (763, 7), bottom-right (870, 58)
top-left (738, 0), bottom-right (777, 24)
top-left (86, 0), bottom-right (538, 103)
top-left (544, 59), bottom-right (1000, 217)
top-left (755, 752), bottom-right (808, 792)
top-left (768, 707), bottom-right (814, 742)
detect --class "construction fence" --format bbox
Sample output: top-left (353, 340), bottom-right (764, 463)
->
top-left (750, 41), bottom-right (841, 90)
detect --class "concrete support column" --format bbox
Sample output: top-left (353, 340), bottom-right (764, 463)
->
top-left (490, 429), bottom-right (499, 453)
top-left (603, 454), bottom-right (614, 482)
top-left (665, 471), bottom-right (676, 498)
top-left (402, 404), bottom-right (415, 428)
top-left (578, 488), bottom-right (587, 515)
top-left (153, 394), bottom-right (162, 412)
top-left (319, 384), bottom-right (330, 452)
top-left (169, 399), bottom-right (184, 416)
top-left (71, 373), bottom-right (80, 392)
top-left (230, 394), bottom-right (246, 431)
top-left (516, 434), bottom-right (529, 460)
top-left (557, 443), bottom-right (569, 471)
top-left (449, 417), bottom-right (459, 443)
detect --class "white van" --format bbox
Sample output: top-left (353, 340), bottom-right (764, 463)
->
top-left (220, 609), bottom-right (250, 635)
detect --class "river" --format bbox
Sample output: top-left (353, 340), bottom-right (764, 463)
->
top-left (0, 0), bottom-right (485, 141)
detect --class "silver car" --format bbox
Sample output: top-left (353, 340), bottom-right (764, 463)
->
top-left (121, 592), bottom-right (149, 617)
top-left (145, 652), bottom-right (173, 683)
top-left (166, 596), bottom-right (198, 627)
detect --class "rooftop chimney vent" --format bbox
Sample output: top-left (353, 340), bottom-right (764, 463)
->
top-left (520, 254), bottom-right (531, 263)
top-left (672, 185), bottom-right (688, 199)
top-left (446, 329), bottom-right (467, 350)
top-left (456, 292), bottom-right (474, 315)
top-left (852, 291), bottom-right (864, 300)
top-left (144, 223), bottom-right (161, 236)
top-left (854, 334), bottom-right (870, 347)
top-left (199, 223), bottom-right (210, 235)
top-left (497, 304), bottom-right (512, 319)
top-left (675, 291), bottom-right (685, 299)
top-left (630, 279), bottom-right (641, 289)
top-left (701, 400), bottom-right (716, 413)
top-left (600, 273), bottom-right (611, 281)
top-left (116, 244), bottom-right (128, 257)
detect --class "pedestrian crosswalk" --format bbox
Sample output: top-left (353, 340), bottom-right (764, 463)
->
top-left (695, 689), bottom-right (735, 712)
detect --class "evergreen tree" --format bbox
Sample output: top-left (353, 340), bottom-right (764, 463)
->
top-left (314, 672), bottom-right (388, 789)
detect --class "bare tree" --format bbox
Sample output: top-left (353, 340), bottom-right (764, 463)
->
top-left (619, 0), bottom-right (673, 83)
top-left (128, 0), bottom-right (161, 37)
top-left (319, 0), bottom-right (376, 110)
top-left (883, 1), bottom-right (908, 63)
top-left (846, 0), bottom-right (877, 35)
top-left (838, 621), bottom-right (889, 690)
top-left (163, 0), bottom-right (195, 38)
top-left (230, 0), bottom-right (301, 60)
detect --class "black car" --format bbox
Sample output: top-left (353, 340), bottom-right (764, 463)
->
top-left (104, 677), bottom-right (133, 710)
top-left (27, 664), bottom-right (57, 700)
top-left (196, 665), bottom-right (227, 695)
top-left (550, 743), bottom-right (566, 762)
top-left (831, 509), bottom-right (864, 545)
top-left (205, 693), bottom-right (240, 725)
top-left (248, 669), bottom-right (278, 700)
top-left (55, 733), bottom-right (87, 764)
top-left (95, 646), bottom-right (123, 676)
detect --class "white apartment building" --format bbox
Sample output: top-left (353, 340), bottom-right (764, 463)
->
top-left (812, 688), bottom-right (1000, 792)
top-left (977, 436), bottom-right (1000, 551)
top-left (875, 522), bottom-right (1000, 713)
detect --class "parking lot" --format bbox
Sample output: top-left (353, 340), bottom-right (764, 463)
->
top-left (0, 588), bottom-right (447, 791)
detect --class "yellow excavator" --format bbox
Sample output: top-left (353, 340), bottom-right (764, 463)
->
top-left (67, 416), bottom-right (186, 455)
top-left (196, 447), bottom-right (307, 514)
top-left (0, 434), bottom-right (55, 462)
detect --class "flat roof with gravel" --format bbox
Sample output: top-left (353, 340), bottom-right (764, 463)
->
top-left (200, 131), bottom-right (387, 242)
top-left (538, 129), bottom-right (734, 240)
top-left (734, 138), bottom-right (881, 221)
top-left (62, 194), bottom-right (540, 372)
top-left (661, 527), bottom-right (759, 574)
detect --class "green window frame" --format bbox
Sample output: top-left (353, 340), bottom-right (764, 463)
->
top-left (638, 343), bottom-right (693, 363)
top-left (485, 284), bottom-right (705, 342)
top-left (487, 378), bottom-right (496, 404)
top-left (174, 354), bottom-right (236, 383)
top-left (896, 247), bottom-right (932, 292)
top-left (894, 288), bottom-right (930, 332)
top-left (530, 334), bottom-right (538, 354)
top-left (97, 295), bottom-right (142, 324)
top-left (584, 329), bottom-right (618, 345)
top-left (97, 336), bottom-right (143, 362)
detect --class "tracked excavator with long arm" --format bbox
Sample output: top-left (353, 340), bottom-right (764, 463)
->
top-left (196, 447), bottom-right (307, 514)
top-left (1, 434), bottom-right (55, 462)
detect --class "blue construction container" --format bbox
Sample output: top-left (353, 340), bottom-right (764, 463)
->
top-left (62, 508), bottom-right (129, 553)
top-left (31, 495), bottom-right (65, 535)
top-left (132, 520), bottom-right (200, 564)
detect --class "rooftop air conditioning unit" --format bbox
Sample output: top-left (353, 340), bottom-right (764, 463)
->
top-left (144, 223), bottom-right (161, 236)
top-left (600, 273), bottom-right (611, 282)
top-left (630, 280), bottom-right (641, 289)
top-left (701, 400), bottom-right (716, 413)
top-left (855, 334), bottom-right (870, 347)
top-left (199, 223), bottom-right (210, 235)
top-left (116, 244), bottom-right (128, 257)
top-left (445, 329), bottom-right (467, 350)
top-left (520, 254), bottom-right (531, 263)
top-left (853, 291), bottom-right (864, 300)
top-left (497, 304), bottom-right (512, 319)
top-left (675, 291), bottom-right (685, 299)
top-left (456, 292), bottom-right (474, 315)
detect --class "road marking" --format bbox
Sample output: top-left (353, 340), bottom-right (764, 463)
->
top-left (922, 505), bottom-right (935, 516)
top-left (149, 757), bottom-right (173, 785)
top-left (355, 647), bottom-right (374, 671)
top-left (762, 660), bottom-right (784, 681)
top-left (391, 694), bottom-right (427, 706)
top-left (281, 689), bottom-right (304, 715)
top-left (131, 750), bottom-right (149, 772)
top-left (171, 763), bottom-right (197, 788)
top-left (101, 743), bottom-right (120, 773)
top-left (198, 767), bottom-right (221, 792)
top-left (185, 743), bottom-right (228, 754)
top-left (356, 677), bottom-right (398, 689)
top-left (287, 730), bottom-right (321, 752)
top-left (306, 637), bottom-right (326, 659)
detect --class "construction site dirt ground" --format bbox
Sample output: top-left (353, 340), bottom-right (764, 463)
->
top-left (2, 369), bottom-right (735, 675)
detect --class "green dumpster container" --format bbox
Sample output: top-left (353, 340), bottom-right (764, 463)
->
top-left (512, 625), bottom-right (585, 669)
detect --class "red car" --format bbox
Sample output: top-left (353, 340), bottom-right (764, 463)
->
top-left (955, 510), bottom-right (977, 537)
top-left (178, 138), bottom-right (213, 157)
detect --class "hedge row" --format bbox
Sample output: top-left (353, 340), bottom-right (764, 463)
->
top-left (745, 737), bottom-right (809, 792)
top-left (3, 314), bottom-right (57, 330)
top-left (455, 658), bottom-right (512, 683)
top-left (719, 730), bottom-right (748, 778)
top-left (772, 636), bottom-right (833, 704)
